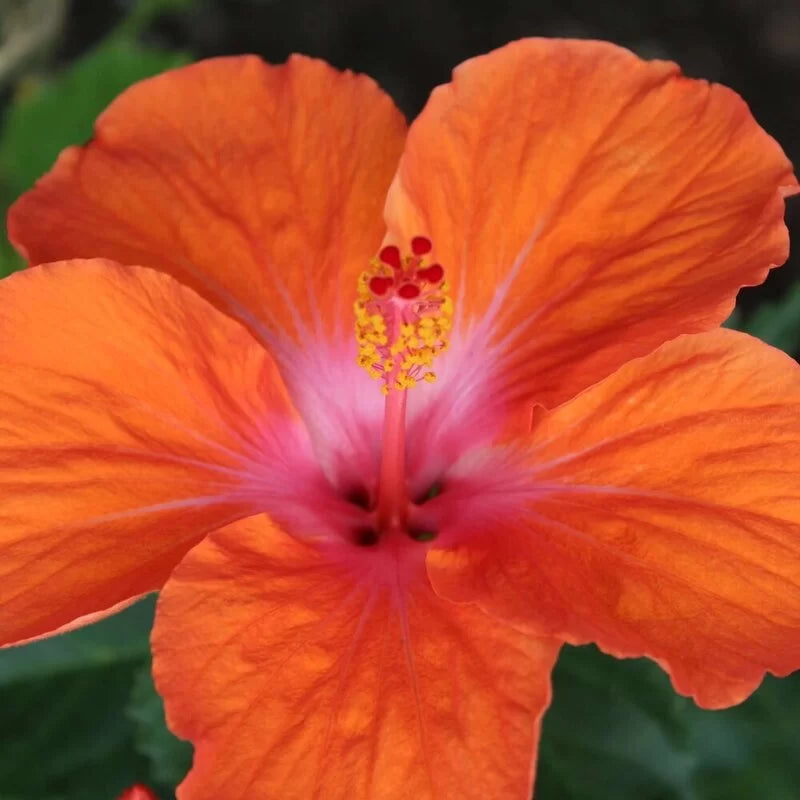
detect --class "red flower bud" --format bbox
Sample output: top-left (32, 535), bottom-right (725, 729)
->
top-left (116, 785), bottom-right (158, 800)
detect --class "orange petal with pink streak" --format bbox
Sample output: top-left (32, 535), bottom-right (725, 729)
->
top-left (428, 329), bottom-right (800, 708)
top-left (0, 259), bottom-right (295, 645)
top-left (9, 55), bottom-right (407, 347)
top-left (153, 516), bottom-right (560, 800)
top-left (385, 38), bottom-right (796, 411)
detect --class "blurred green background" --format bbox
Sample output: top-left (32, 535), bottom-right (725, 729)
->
top-left (0, 1), bottom-right (798, 798)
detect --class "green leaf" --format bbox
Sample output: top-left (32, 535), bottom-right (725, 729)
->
top-left (0, 237), bottom-right (23, 279)
top-left (127, 663), bottom-right (193, 787)
top-left (721, 307), bottom-right (742, 331)
top-left (0, 596), bottom-right (154, 686)
top-left (689, 673), bottom-right (800, 800)
top-left (537, 645), bottom-right (800, 800)
top-left (737, 282), bottom-right (800, 355)
top-left (0, 660), bottom-right (149, 800)
top-left (537, 645), bottom-right (696, 800)
top-left (0, 598), bottom-right (156, 799)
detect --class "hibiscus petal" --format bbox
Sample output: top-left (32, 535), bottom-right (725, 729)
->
top-left (385, 38), bottom-right (797, 411)
top-left (428, 329), bottom-right (800, 708)
top-left (2, 594), bottom-right (147, 648)
top-left (0, 259), bottom-right (303, 645)
top-left (8, 55), bottom-right (406, 351)
top-left (153, 516), bottom-right (560, 800)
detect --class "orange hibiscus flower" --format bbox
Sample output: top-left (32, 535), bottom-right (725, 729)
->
top-left (2, 38), bottom-right (799, 799)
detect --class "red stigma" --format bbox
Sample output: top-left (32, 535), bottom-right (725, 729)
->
top-left (397, 283), bottom-right (421, 299)
top-left (379, 245), bottom-right (402, 270)
top-left (369, 276), bottom-right (394, 296)
top-left (416, 263), bottom-right (444, 284)
top-left (411, 236), bottom-right (432, 256)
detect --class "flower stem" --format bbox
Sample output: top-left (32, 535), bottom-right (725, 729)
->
top-left (376, 388), bottom-right (408, 532)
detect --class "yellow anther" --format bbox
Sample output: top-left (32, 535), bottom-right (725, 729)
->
top-left (394, 373), bottom-right (417, 390)
top-left (354, 241), bottom-right (453, 392)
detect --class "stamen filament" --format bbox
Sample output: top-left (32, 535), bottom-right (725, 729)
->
top-left (355, 236), bottom-right (451, 538)
top-left (376, 388), bottom-right (408, 531)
